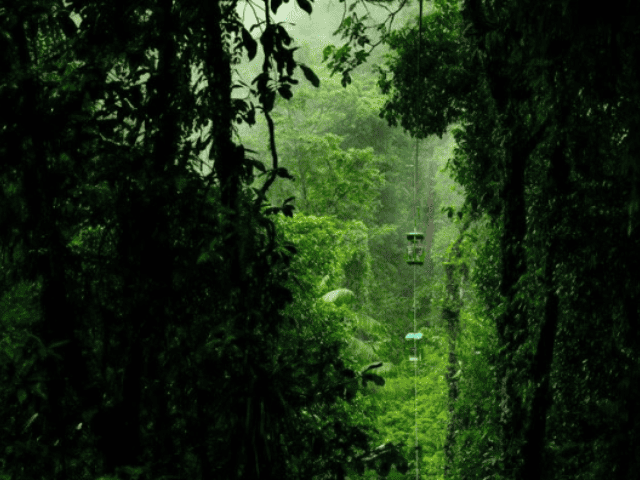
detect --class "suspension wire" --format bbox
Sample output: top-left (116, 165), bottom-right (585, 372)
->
top-left (413, 0), bottom-right (423, 478)
top-left (413, 260), bottom-right (419, 480)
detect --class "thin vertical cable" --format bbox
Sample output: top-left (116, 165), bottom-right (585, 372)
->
top-left (413, 0), bottom-right (423, 479)
top-left (413, 262), bottom-right (418, 480)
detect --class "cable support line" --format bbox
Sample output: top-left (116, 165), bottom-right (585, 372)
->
top-left (401, 0), bottom-right (425, 478)
top-left (412, 1), bottom-right (423, 479)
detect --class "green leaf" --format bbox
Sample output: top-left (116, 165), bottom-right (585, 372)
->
top-left (241, 27), bottom-right (257, 61)
top-left (17, 389), bottom-right (26, 404)
top-left (296, 0), bottom-right (313, 15)
top-left (362, 361), bottom-right (383, 372)
top-left (276, 167), bottom-right (293, 179)
top-left (362, 372), bottom-right (385, 387)
top-left (299, 64), bottom-right (320, 88)
top-left (262, 90), bottom-right (275, 112)
top-left (32, 383), bottom-right (47, 400)
top-left (322, 288), bottom-right (355, 306)
top-left (260, 29), bottom-right (274, 60)
top-left (319, 275), bottom-right (331, 292)
top-left (278, 84), bottom-right (293, 100)
top-left (276, 24), bottom-right (293, 46)
top-left (341, 72), bottom-right (352, 87)
top-left (322, 45), bottom-right (335, 62)
top-left (282, 204), bottom-right (295, 217)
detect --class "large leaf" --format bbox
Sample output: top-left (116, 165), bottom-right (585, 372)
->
top-left (362, 361), bottom-right (383, 373)
top-left (322, 288), bottom-right (355, 306)
top-left (296, 0), bottom-right (313, 15)
top-left (353, 312), bottom-right (388, 337)
top-left (342, 336), bottom-right (377, 365)
top-left (362, 372), bottom-right (385, 388)
top-left (299, 63), bottom-right (320, 87)
top-left (318, 274), bottom-right (330, 293)
top-left (241, 26), bottom-right (257, 61)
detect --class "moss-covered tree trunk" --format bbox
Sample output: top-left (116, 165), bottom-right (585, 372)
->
top-left (518, 139), bottom-right (567, 480)
top-left (442, 228), bottom-right (464, 477)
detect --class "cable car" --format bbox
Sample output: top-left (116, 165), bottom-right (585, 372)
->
top-left (405, 232), bottom-right (426, 266)
top-left (404, 332), bottom-right (424, 361)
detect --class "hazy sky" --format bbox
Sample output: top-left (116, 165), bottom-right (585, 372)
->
top-left (62, 0), bottom-right (424, 175)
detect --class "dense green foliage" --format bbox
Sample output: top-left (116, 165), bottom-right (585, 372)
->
top-left (323, 0), bottom-right (640, 478)
top-left (0, 1), bottom-right (411, 479)
top-left (3, 0), bottom-right (638, 479)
